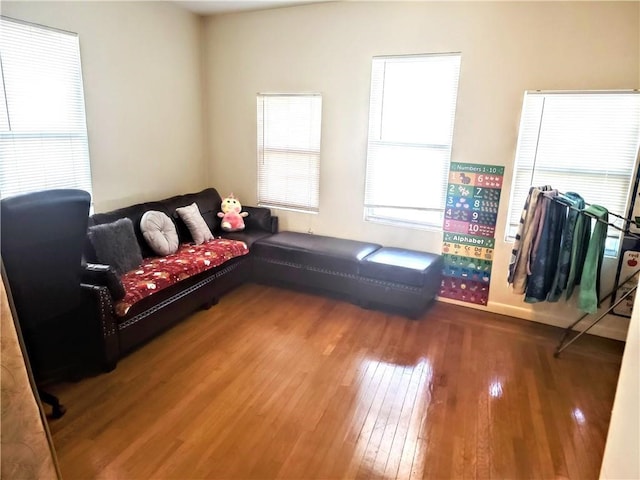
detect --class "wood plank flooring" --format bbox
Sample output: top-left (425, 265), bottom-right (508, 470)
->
top-left (47, 283), bottom-right (624, 479)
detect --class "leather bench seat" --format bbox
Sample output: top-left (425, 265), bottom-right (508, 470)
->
top-left (253, 231), bottom-right (381, 300)
top-left (358, 247), bottom-right (443, 317)
top-left (359, 247), bottom-right (442, 287)
top-left (253, 232), bottom-right (443, 318)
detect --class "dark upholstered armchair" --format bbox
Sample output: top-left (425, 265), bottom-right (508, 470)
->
top-left (1, 189), bottom-right (92, 417)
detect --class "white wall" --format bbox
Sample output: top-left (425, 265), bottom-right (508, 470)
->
top-left (203, 1), bottom-right (640, 339)
top-left (2, 1), bottom-right (207, 212)
top-left (600, 291), bottom-right (640, 479)
top-left (3, 1), bottom-right (637, 338)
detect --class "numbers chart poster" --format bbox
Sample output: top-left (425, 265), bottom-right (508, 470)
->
top-left (440, 162), bottom-right (504, 306)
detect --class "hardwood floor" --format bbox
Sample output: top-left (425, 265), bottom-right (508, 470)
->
top-left (47, 283), bottom-right (624, 479)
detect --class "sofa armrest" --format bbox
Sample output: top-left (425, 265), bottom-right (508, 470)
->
top-left (82, 263), bottom-right (125, 301)
top-left (243, 206), bottom-right (278, 233)
top-left (80, 283), bottom-right (119, 371)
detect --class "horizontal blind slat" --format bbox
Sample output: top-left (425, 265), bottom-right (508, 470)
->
top-left (257, 94), bottom-right (321, 212)
top-left (506, 91), bottom-right (640, 245)
top-left (364, 53), bottom-right (461, 228)
top-left (0, 17), bottom-right (92, 199)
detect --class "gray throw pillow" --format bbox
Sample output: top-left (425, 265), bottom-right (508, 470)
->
top-left (175, 202), bottom-right (214, 245)
top-left (88, 217), bottom-right (143, 276)
top-left (140, 210), bottom-right (179, 256)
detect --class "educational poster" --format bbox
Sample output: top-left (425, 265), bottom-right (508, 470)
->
top-left (440, 162), bottom-right (504, 305)
top-left (440, 233), bottom-right (494, 305)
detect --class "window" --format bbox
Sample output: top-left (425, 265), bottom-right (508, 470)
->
top-left (257, 94), bottom-right (321, 213)
top-left (364, 53), bottom-right (461, 228)
top-left (0, 17), bottom-right (93, 199)
top-left (506, 91), bottom-right (640, 254)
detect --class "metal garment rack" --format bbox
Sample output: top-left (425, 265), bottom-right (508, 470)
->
top-left (544, 192), bottom-right (640, 356)
top-left (554, 269), bottom-right (639, 357)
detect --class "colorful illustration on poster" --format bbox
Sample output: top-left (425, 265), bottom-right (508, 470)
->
top-left (440, 162), bottom-right (504, 305)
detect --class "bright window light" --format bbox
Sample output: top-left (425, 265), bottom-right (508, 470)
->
top-left (506, 91), bottom-right (640, 256)
top-left (257, 93), bottom-right (322, 213)
top-left (0, 17), bottom-right (93, 199)
top-left (364, 53), bottom-right (461, 229)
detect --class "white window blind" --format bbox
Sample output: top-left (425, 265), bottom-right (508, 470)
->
top-left (0, 17), bottom-right (92, 199)
top-left (506, 91), bottom-right (640, 252)
top-left (364, 53), bottom-right (461, 228)
top-left (257, 93), bottom-right (321, 213)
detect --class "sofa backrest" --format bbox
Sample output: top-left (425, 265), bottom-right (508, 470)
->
top-left (160, 188), bottom-right (223, 242)
top-left (86, 188), bottom-right (223, 261)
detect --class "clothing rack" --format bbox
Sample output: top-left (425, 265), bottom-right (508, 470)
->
top-left (545, 192), bottom-right (640, 241)
top-left (545, 191), bottom-right (640, 356)
top-left (554, 268), bottom-right (639, 357)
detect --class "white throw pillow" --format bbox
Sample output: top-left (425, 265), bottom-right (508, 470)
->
top-left (175, 202), bottom-right (214, 245)
top-left (140, 210), bottom-right (179, 256)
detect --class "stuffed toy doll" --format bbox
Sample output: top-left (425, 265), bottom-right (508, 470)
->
top-left (217, 193), bottom-right (248, 232)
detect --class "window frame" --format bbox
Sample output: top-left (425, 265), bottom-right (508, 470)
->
top-left (505, 90), bottom-right (640, 256)
top-left (256, 93), bottom-right (322, 214)
top-left (0, 16), bottom-right (93, 200)
top-left (363, 52), bottom-right (462, 230)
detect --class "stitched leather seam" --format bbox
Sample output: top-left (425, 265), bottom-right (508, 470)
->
top-left (255, 257), bottom-right (358, 279)
top-left (358, 277), bottom-right (423, 292)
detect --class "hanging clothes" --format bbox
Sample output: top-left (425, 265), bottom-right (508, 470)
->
top-left (525, 191), bottom-right (566, 303)
top-left (508, 185), bottom-right (552, 294)
top-left (577, 205), bottom-right (609, 313)
top-left (526, 190), bottom-right (554, 276)
top-left (510, 186), bottom-right (633, 319)
top-left (565, 207), bottom-right (594, 300)
top-left (547, 192), bottom-right (585, 302)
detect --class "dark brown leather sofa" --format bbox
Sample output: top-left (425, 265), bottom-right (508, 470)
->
top-left (83, 188), bottom-right (277, 370)
top-left (84, 188), bottom-right (443, 374)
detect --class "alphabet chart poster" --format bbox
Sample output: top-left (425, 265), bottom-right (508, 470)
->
top-left (440, 162), bottom-right (504, 305)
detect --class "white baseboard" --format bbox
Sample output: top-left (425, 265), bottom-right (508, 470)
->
top-left (436, 297), bottom-right (629, 341)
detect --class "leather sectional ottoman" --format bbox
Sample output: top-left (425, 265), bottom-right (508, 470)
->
top-left (358, 247), bottom-right (444, 318)
top-left (252, 231), bottom-right (381, 302)
top-left (252, 232), bottom-right (443, 317)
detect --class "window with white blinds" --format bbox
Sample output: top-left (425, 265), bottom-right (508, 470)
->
top-left (257, 94), bottom-right (321, 213)
top-left (364, 53), bottom-right (461, 228)
top-left (506, 91), bottom-right (640, 253)
top-left (0, 17), bottom-right (92, 200)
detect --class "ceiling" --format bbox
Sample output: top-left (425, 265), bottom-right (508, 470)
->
top-left (175, 0), bottom-right (329, 15)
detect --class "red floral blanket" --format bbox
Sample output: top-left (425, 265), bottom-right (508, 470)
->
top-left (115, 239), bottom-right (248, 317)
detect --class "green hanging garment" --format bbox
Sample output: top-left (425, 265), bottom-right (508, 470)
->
top-left (577, 205), bottom-right (609, 314)
top-left (565, 209), bottom-right (591, 300)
